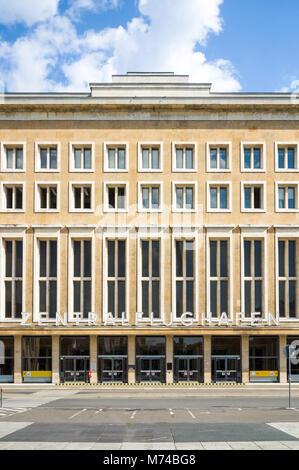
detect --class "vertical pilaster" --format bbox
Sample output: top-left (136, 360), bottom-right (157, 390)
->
top-left (52, 336), bottom-right (60, 384)
top-left (241, 335), bottom-right (249, 383)
top-left (166, 336), bottom-right (173, 384)
top-left (128, 335), bottom-right (136, 383)
top-left (279, 335), bottom-right (287, 383)
top-left (90, 335), bottom-right (98, 384)
top-left (204, 335), bottom-right (211, 383)
top-left (14, 336), bottom-right (22, 384)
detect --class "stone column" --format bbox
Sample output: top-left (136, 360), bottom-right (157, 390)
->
top-left (128, 335), bottom-right (136, 384)
top-left (90, 335), bottom-right (98, 384)
top-left (241, 335), bottom-right (249, 383)
top-left (52, 336), bottom-right (60, 384)
top-left (166, 336), bottom-right (173, 384)
top-left (14, 336), bottom-right (22, 384)
top-left (204, 335), bottom-right (211, 383)
top-left (279, 335), bottom-right (287, 383)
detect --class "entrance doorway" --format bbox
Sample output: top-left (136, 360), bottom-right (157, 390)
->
top-left (212, 355), bottom-right (240, 382)
top-left (60, 356), bottom-right (89, 383)
top-left (136, 356), bottom-right (165, 383)
top-left (174, 357), bottom-right (202, 382)
top-left (98, 357), bottom-right (127, 382)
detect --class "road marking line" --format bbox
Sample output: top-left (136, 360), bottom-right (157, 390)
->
top-left (130, 410), bottom-right (137, 419)
top-left (95, 409), bottom-right (103, 414)
top-left (69, 409), bottom-right (87, 420)
top-left (187, 409), bottom-right (196, 419)
top-left (169, 408), bottom-right (174, 416)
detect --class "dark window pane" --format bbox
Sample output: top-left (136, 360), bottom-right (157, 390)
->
top-left (74, 187), bottom-right (81, 208)
top-left (289, 241), bottom-right (296, 277)
top-left (152, 149), bottom-right (159, 169)
top-left (142, 149), bottom-right (149, 169)
top-left (254, 148), bottom-right (261, 168)
top-left (289, 281), bottom-right (296, 318)
top-left (142, 281), bottom-right (148, 317)
top-left (50, 148), bottom-right (57, 169)
top-left (74, 241), bottom-right (81, 277)
top-left (279, 241), bottom-right (285, 277)
top-left (288, 148), bottom-right (295, 169)
top-left (73, 281), bottom-right (80, 312)
top-left (15, 281), bottom-right (22, 318)
top-left (16, 149), bottom-right (23, 169)
top-left (117, 187), bottom-right (125, 209)
top-left (255, 280), bottom-right (262, 314)
top-left (50, 241), bottom-right (57, 277)
top-left (186, 241), bottom-right (194, 277)
top-left (244, 187), bottom-right (251, 208)
top-left (117, 149), bottom-right (125, 169)
top-left (118, 241), bottom-right (125, 277)
top-left (6, 187), bottom-right (13, 209)
top-left (176, 241), bottom-right (183, 277)
top-left (186, 281), bottom-right (194, 313)
top-left (152, 241), bottom-right (160, 277)
top-left (84, 149), bottom-right (91, 169)
top-left (221, 280), bottom-right (228, 314)
top-left (210, 149), bottom-right (217, 168)
top-left (40, 241), bottom-right (47, 277)
top-left (5, 241), bottom-right (12, 277)
top-left (16, 187), bottom-right (22, 209)
top-left (245, 281), bottom-right (251, 317)
top-left (176, 281), bottom-right (183, 317)
top-left (210, 281), bottom-right (217, 317)
top-left (108, 149), bottom-right (115, 169)
top-left (186, 149), bottom-right (193, 169)
top-left (49, 281), bottom-right (57, 318)
top-left (84, 241), bottom-right (91, 277)
top-left (176, 149), bottom-right (183, 168)
top-left (142, 241), bottom-right (149, 277)
top-left (49, 187), bottom-right (57, 209)
top-left (254, 241), bottom-right (262, 277)
top-left (244, 241), bottom-right (251, 277)
top-left (39, 281), bottom-right (47, 312)
top-left (40, 150), bottom-right (47, 169)
top-left (244, 149), bottom-right (251, 168)
top-left (108, 187), bottom-right (115, 208)
top-left (15, 241), bottom-right (23, 278)
top-left (152, 281), bottom-right (160, 318)
top-left (279, 281), bottom-right (285, 317)
top-left (40, 188), bottom-right (47, 208)
top-left (118, 281), bottom-right (125, 318)
top-left (210, 241), bottom-right (217, 277)
top-left (254, 187), bottom-right (261, 208)
top-left (278, 148), bottom-right (285, 168)
top-left (83, 281), bottom-right (91, 317)
top-left (5, 282), bottom-right (12, 318)
top-left (220, 241), bottom-right (228, 277)
top-left (108, 281), bottom-right (115, 315)
top-left (108, 241), bottom-right (115, 277)
top-left (220, 148), bottom-right (227, 169)
top-left (220, 187), bottom-right (227, 209)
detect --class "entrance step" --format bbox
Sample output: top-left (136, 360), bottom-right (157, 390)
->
top-left (56, 382), bottom-right (246, 387)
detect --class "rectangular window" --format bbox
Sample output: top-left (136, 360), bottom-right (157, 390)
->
top-left (244, 240), bottom-right (263, 317)
top-left (5, 240), bottom-right (23, 319)
top-left (277, 185), bottom-right (297, 210)
top-left (4, 185), bottom-right (23, 210)
top-left (278, 240), bottom-right (297, 318)
top-left (242, 184), bottom-right (264, 210)
top-left (73, 147), bottom-right (92, 170)
top-left (209, 240), bottom-right (229, 317)
top-left (3, 146), bottom-right (23, 171)
top-left (173, 144), bottom-right (196, 171)
top-left (105, 144), bottom-right (128, 171)
top-left (242, 144), bottom-right (264, 171)
top-left (106, 185), bottom-right (126, 211)
top-left (141, 147), bottom-right (160, 170)
top-left (277, 145), bottom-right (297, 170)
top-left (175, 240), bottom-right (194, 317)
top-left (174, 184), bottom-right (195, 210)
top-left (208, 184), bottom-right (230, 210)
top-left (72, 185), bottom-right (92, 211)
top-left (39, 240), bottom-right (57, 318)
top-left (73, 240), bottom-right (92, 318)
top-left (39, 147), bottom-right (57, 170)
top-left (141, 240), bottom-right (160, 318)
top-left (107, 240), bottom-right (126, 318)
top-left (140, 185), bottom-right (161, 211)
top-left (37, 185), bottom-right (58, 211)
top-left (207, 143), bottom-right (231, 171)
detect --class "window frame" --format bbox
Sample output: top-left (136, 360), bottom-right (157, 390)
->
top-left (240, 142), bottom-right (266, 172)
top-left (275, 142), bottom-right (299, 172)
top-left (206, 142), bottom-right (232, 172)
top-left (69, 182), bottom-right (94, 213)
top-left (206, 181), bottom-right (232, 212)
top-left (34, 182), bottom-right (60, 213)
top-left (103, 142), bottom-right (129, 173)
top-left (137, 142), bottom-right (163, 172)
top-left (34, 142), bottom-right (61, 173)
top-left (275, 181), bottom-right (299, 212)
top-left (0, 182), bottom-right (25, 213)
top-left (172, 181), bottom-right (197, 213)
top-left (137, 182), bottom-right (163, 213)
top-left (172, 142), bottom-right (197, 172)
top-left (241, 181), bottom-right (266, 212)
top-left (1, 142), bottom-right (26, 172)
top-left (103, 182), bottom-right (128, 213)
top-left (69, 142), bottom-right (95, 173)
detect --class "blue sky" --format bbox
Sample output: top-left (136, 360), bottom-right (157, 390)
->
top-left (0, 0), bottom-right (297, 92)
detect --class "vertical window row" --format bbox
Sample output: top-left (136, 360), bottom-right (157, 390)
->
top-left (39, 240), bottom-right (57, 318)
top-left (244, 240), bottom-right (263, 317)
top-left (141, 240), bottom-right (160, 318)
top-left (175, 240), bottom-right (194, 317)
top-left (209, 240), bottom-right (229, 317)
top-left (107, 240), bottom-right (126, 319)
top-left (5, 240), bottom-right (23, 319)
top-left (73, 240), bottom-right (92, 318)
top-left (278, 240), bottom-right (296, 318)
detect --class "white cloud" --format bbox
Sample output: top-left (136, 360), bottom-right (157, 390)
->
top-left (0, 0), bottom-right (59, 26)
top-left (67, 0), bottom-right (119, 19)
top-left (0, 0), bottom-right (241, 92)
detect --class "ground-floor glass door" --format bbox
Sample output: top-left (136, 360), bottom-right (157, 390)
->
top-left (60, 356), bottom-right (89, 383)
top-left (212, 355), bottom-right (241, 382)
top-left (136, 356), bottom-right (165, 383)
top-left (174, 356), bottom-right (203, 382)
top-left (98, 356), bottom-right (127, 383)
